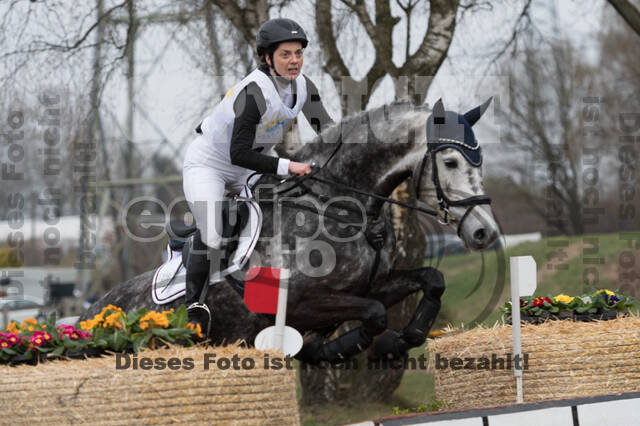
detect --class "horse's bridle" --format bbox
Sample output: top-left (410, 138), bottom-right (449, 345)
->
top-left (414, 146), bottom-right (492, 236)
top-left (249, 135), bottom-right (491, 235)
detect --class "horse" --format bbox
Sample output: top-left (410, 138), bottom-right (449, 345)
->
top-left (80, 98), bottom-right (499, 364)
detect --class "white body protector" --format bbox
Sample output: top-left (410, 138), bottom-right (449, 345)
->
top-left (183, 68), bottom-right (307, 249)
top-left (155, 70), bottom-right (308, 306)
top-left (184, 68), bottom-right (308, 178)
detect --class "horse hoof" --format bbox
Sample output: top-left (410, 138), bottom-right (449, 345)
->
top-left (296, 334), bottom-right (325, 364)
top-left (372, 330), bottom-right (408, 360)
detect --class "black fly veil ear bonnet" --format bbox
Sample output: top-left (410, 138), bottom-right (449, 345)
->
top-left (415, 97), bottom-right (493, 233)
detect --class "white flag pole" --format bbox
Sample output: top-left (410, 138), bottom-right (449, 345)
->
top-left (273, 268), bottom-right (290, 351)
top-left (510, 256), bottom-right (536, 404)
top-left (273, 202), bottom-right (286, 352)
top-left (253, 198), bottom-right (303, 357)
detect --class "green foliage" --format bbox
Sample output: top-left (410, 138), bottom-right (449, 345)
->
top-left (500, 289), bottom-right (634, 319)
top-left (391, 398), bottom-right (446, 415)
top-left (0, 247), bottom-right (22, 267)
top-left (0, 305), bottom-right (200, 364)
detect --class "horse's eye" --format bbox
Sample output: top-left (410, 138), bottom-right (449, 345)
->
top-left (444, 159), bottom-right (458, 169)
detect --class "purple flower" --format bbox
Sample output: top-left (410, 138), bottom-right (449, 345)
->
top-left (604, 294), bottom-right (620, 305)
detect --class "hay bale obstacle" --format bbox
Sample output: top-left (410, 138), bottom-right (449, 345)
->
top-left (428, 316), bottom-right (640, 410)
top-left (0, 345), bottom-right (299, 425)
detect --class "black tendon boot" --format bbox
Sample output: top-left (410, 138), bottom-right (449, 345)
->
top-left (184, 231), bottom-right (213, 342)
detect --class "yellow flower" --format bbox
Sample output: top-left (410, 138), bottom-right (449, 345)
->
top-left (186, 323), bottom-right (203, 339)
top-left (104, 312), bottom-right (124, 329)
top-left (92, 313), bottom-right (105, 325)
top-left (79, 312), bottom-right (107, 331)
top-left (28, 326), bottom-right (34, 332)
top-left (100, 304), bottom-right (123, 315)
top-left (594, 289), bottom-right (615, 296)
top-left (554, 294), bottom-right (574, 304)
top-left (7, 322), bottom-right (19, 334)
top-left (23, 318), bottom-right (37, 325)
top-left (139, 311), bottom-right (169, 330)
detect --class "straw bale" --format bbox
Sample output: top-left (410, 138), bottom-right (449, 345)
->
top-left (0, 345), bottom-right (299, 425)
top-left (428, 316), bottom-right (640, 409)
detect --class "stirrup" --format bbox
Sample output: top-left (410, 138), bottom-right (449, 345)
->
top-left (187, 302), bottom-right (212, 339)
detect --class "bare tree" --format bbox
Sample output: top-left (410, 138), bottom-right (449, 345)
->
top-left (499, 31), bottom-right (601, 235)
top-left (316, 0), bottom-right (457, 113)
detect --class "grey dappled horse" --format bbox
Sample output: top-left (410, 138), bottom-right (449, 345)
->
top-left (81, 99), bottom-right (499, 364)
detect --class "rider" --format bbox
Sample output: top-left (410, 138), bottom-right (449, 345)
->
top-left (182, 18), bottom-right (334, 334)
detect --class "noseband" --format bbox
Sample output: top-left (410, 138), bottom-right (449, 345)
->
top-left (415, 149), bottom-right (492, 236)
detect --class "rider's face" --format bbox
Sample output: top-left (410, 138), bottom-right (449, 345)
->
top-left (267, 41), bottom-right (303, 80)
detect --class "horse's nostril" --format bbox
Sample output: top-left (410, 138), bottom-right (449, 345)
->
top-left (473, 228), bottom-right (486, 242)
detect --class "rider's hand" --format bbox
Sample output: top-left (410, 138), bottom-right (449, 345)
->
top-left (289, 161), bottom-right (311, 176)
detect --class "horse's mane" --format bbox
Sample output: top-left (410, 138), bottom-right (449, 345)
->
top-left (293, 100), bottom-right (430, 160)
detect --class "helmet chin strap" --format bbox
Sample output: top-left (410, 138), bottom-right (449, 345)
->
top-left (268, 54), bottom-right (293, 86)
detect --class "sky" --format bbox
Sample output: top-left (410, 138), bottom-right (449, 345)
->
top-left (98, 0), bottom-right (607, 164)
top-left (0, 0), bottom-right (609, 183)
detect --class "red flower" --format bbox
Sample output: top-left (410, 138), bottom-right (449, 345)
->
top-left (533, 297), bottom-right (552, 307)
top-left (77, 330), bottom-right (92, 339)
top-left (0, 332), bottom-right (19, 346)
top-left (57, 325), bottom-right (91, 340)
top-left (520, 298), bottom-right (527, 307)
top-left (29, 333), bottom-right (45, 347)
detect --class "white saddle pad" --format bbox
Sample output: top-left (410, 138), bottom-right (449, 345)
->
top-left (151, 200), bottom-right (262, 305)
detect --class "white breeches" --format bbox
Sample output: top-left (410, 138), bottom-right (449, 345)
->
top-left (183, 165), bottom-right (255, 249)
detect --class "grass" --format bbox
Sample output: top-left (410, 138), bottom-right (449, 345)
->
top-left (436, 232), bottom-right (639, 328)
top-left (299, 232), bottom-right (640, 425)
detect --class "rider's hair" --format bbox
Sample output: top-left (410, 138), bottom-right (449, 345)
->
top-left (258, 46), bottom-right (278, 70)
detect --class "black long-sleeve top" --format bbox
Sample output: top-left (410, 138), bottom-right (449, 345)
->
top-left (226, 69), bottom-right (334, 174)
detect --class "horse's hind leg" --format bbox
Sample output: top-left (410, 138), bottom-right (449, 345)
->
top-left (291, 291), bottom-right (387, 365)
top-left (367, 267), bottom-right (445, 359)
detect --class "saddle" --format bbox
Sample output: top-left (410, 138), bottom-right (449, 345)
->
top-left (151, 199), bottom-right (262, 305)
top-left (166, 200), bottom-right (250, 262)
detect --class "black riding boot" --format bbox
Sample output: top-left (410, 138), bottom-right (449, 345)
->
top-left (184, 231), bottom-right (220, 342)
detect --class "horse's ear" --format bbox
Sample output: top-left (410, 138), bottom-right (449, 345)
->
top-left (463, 96), bottom-right (493, 127)
top-left (433, 98), bottom-right (445, 124)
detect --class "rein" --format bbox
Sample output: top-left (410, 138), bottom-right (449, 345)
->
top-left (251, 136), bottom-right (439, 218)
top-left (247, 139), bottom-right (491, 233)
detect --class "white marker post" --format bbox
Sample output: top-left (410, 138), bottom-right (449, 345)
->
top-left (510, 256), bottom-right (536, 404)
top-left (273, 267), bottom-right (290, 350)
top-left (254, 203), bottom-right (303, 357)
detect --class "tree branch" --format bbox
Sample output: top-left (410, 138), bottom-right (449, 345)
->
top-left (315, 0), bottom-right (350, 91)
top-left (485, 0), bottom-right (532, 69)
top-left (32, 1), bottom-right (128, 53)
top-left (402, 0), bottom-right (457, 76)
top-left (607, 0), bottom-right (640, 38)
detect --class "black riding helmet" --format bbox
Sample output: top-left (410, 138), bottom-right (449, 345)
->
top-left (256, 18), bottom-right (308, 56)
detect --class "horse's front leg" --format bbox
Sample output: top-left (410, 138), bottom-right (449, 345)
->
top-left (367, 267), bottom-right (445, 359)
top-left (289, 288), bottom-right (387, 365)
